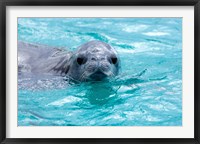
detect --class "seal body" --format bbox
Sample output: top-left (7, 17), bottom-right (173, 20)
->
top-left (18, 40), bottom-right (120, 81)
top-left (18, 42), bottom-right (71, 76)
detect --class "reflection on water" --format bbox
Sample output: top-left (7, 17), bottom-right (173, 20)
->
top-left (86, 82), bottom-right (116, 105)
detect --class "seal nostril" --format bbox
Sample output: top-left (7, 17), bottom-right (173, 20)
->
top-left (77, 57), bottom-right (86, 65)
top-left (91, 57), bottom-right (96, 61)
top-left (111, 57), bottom-right (117, 64)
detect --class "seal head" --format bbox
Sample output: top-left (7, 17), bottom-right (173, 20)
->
top-left (67, 41), bottom-right (120, 81)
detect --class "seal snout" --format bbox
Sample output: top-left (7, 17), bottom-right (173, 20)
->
top-left (89, 69), bottom-right (107, 81)
top-left (85, 56), bottom-right (112, 81)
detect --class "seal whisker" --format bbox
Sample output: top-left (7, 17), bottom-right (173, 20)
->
top-left (80, 71), bottom-right (88, 82)
top-left (65, 75), bottom-right (81, 83)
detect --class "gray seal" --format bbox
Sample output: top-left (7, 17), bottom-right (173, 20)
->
top-left (18, 40), bottom-right (120, 82)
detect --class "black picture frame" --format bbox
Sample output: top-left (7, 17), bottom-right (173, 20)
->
top-left (0, 0), bottom-right (199, 144)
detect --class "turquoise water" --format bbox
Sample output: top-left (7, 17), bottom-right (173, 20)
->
top-left (18, 18), bottom-right (182, 126)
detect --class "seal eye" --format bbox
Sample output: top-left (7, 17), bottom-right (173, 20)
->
top-left (111, 57), bottom-right (117, 64)
top-left (77, 57), bottom-right (85, 65)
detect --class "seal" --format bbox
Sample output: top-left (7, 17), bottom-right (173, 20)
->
top-left (18, 40), bottom-right (120, 82)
